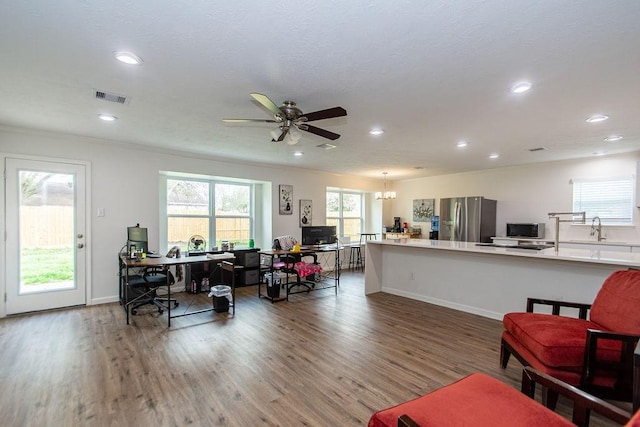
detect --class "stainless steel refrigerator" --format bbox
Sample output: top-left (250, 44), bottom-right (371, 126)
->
top-left (439, 196), bottom-right (497, 243)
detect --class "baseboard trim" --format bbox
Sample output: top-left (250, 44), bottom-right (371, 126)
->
top-left (91, 296), bottom-right (119, 305)
top-left (381, 287), bottom-right (503, 321)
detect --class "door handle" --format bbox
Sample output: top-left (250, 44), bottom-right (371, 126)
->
top-left (77, 233), bottom-right (84, 238)
top-left (77, 243), bottom-right (84, 249)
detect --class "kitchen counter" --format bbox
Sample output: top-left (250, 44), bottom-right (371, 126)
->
top-left (492, 236), bottom-right (640, 250)
top-left (383, 232), bottom-right (422, 239)
top-left (364, 238), bottom-right (640, 320)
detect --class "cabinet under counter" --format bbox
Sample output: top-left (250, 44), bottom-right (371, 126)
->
top-left (384, 232), bottom-right (421, 239)
top-left (364, 239), bottom-right (640, 321)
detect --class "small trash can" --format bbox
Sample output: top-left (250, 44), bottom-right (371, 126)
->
top-left (213, 296), bottom-right (229, 312)
top-left (264, 272), bottom-right (281, 298)
top-left (208, 284), bottom-right (231, 313)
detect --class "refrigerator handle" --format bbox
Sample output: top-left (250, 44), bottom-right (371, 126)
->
top-left (454, 202), bottom-right (461, 241)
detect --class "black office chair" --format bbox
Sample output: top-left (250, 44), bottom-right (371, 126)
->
top-left (129, 266), bottom-right (179, 315)
top-left (278, 254), bottom-right (316, 293)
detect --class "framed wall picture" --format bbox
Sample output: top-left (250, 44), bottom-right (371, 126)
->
top-left (300, 199), bottom-right (312, 227)
top-left (413, 198), bottom-right (435, 222)
top-left (279, 184), bottom-right (293, 215)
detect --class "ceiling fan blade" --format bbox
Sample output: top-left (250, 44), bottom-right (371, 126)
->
top-left (272, 127), bottom-right (289, 142)
top-left (250, 93), bottom-right (283, 117)
top-left (222, 118), bottom-right (277, 123)
top-left (301, 124), bottom-right (341, 140)
top-left (301, 106), bottom-right (347, 122)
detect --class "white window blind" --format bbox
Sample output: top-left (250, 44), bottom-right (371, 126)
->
top-left (572, 176), bottom-right (634, 225)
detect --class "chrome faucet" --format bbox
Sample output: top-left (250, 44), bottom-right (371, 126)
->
top-left (548, 211), bottom-right (586, 252)
top-left (590, 216), bottom-right (605, 241)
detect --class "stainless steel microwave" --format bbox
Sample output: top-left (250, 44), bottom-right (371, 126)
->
top-left (506, 223), bottom-right (545, 238)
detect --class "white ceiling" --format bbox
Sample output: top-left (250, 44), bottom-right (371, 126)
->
top-left (1, 1), bottom-right (639, 180)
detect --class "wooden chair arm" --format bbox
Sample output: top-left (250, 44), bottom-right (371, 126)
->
top-left (582, 329), bottom-right (640, 403)
top-left (636, 341), bottom-right (640, 412)
top-left (523, 367), bottom-right (631, 426)
top-left (397, 414), bottom-right (419, 427)
top-left (526, 298), bottom-right (592, 319)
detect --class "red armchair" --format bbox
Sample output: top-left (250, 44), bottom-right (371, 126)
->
top-left (368, 367), bottom-right (634, 427)
top-left (500, 269), bottom-right (640, 406)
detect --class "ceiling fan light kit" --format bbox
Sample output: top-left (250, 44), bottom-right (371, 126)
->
top-left (223, 93), bottom-right (346, 145)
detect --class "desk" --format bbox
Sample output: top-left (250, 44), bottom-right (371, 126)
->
top-left (258, 245), bottom-right (342, 302)
top-left (119, 253), bottom-right (235, 327)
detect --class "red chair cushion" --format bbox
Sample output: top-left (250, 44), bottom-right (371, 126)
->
top-left (627, 409), bottom-right (640, 426)
top-left (590, 270), bottom-right (640, 335)
top-left (368, 373), bottom-right (574, 427)
top-left (294, 261), bottom-right (322, 278)
top-left (503, 313), bottom-right (622, 369)
top-left (502, 331), bottom-right (620, 389)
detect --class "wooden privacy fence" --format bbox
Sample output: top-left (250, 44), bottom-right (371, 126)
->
top-left (20, 206), bottom-right (73, 248)
top-left (21, 208), bottom-right (250, 248)
top-left (168, 217), bottom-right (250, 247)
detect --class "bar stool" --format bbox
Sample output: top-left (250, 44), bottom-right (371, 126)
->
top-left (350, 233), bottom-right (377, 271)
top-left (348, 244), bottom-right (361, 271)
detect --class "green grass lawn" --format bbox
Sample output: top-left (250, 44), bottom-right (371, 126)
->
top-left (21, 247), bottom-right (74, 285)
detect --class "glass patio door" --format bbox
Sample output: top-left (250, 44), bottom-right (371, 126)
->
top-left (5, 157), bottom-right (87, 315)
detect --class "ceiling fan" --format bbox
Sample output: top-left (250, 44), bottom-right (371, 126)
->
top-left (223, 93), bottom-right (347, 144)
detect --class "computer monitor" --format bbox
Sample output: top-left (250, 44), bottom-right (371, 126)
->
top-left (302, 226), bottom-right (337, 246)
top-left (127, 226), bottom-right (148, 253)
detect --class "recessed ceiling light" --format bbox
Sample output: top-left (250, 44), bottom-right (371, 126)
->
top-left (586, 115), bottom-right (609, 123)
top-left (511, 81), bottom-right (532, 93)
top-left (113, 51), bottom-right (143, 65)
top-left (369, 128), bottom-right (384, 135)
top-left (98, 114), bottom-right (117, 121)
top-left (604, 135), bottom-right (623, 142)
top-left (489, 153), bottom-right (499, 159)
top-left (457, 141), bottom-right (468, 148)
top-left (294, 151), bottom-right (303, 156)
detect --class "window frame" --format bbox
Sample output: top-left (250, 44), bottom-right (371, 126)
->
top-left (164, 177), bottom-right (254, 251)
top-left (326, 189), bottom-right (364, 240)
top-left (571, 175), bottom-right (634, 226)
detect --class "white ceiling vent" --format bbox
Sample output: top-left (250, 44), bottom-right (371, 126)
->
top-left (95, 90), bottom-right (128, 104)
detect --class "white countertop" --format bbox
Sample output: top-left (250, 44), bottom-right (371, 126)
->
top-left (492, 236), bottom-right (639, 247)
top-left (368, 238), bottom-right (640, 268)
top-left (562, 239), bottom-right (639, 247)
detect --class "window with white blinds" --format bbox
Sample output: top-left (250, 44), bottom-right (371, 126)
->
top-left (572, 176), bottom-right (634, 225)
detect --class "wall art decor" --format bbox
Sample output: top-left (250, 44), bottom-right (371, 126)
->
top-left (279, 184), bottom-right (293, 215)
top-left (299, 199), bottom-right (312, 227)
top-left (413, 198), bottom-right (435, 222)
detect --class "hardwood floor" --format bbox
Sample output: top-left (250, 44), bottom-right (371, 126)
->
top-left (0, 271), bottom-right (625, 426)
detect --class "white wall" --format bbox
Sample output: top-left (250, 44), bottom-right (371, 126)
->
top-left (386, 152), bottom-right (640, 243)
top-left (4, 124), bottom-right (639, 312)
top-left (1, 126), bottom-right (382, 308)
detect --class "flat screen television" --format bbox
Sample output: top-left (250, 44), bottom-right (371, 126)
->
top-left (302, 226), bottom-right (337, 246)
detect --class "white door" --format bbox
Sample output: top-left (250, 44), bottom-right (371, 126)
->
top-left (5, 157), bottom-right (87, 314)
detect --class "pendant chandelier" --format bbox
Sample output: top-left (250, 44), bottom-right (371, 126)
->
top-left (375, 172), bottom-right (396, 200)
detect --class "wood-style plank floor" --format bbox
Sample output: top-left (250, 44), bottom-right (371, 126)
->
top-left (0, 271), bottom-right (625, 426)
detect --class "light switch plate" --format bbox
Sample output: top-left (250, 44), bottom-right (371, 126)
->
top-left (97, 207), bottom-right (105, 217)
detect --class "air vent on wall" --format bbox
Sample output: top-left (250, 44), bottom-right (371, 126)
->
top-left (95, 90), bottom-right (128, 104)
top-left (528, 147), bottom-right (547, 152)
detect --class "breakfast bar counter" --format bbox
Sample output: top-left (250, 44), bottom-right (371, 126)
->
top-left (364, 239), bottom-right (640, 320)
